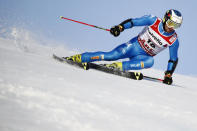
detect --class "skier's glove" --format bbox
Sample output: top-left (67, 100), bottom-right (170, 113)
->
top-left (110, 25), bottom-right (124, 37)
top-left (163, 71), bottom-right (173, 85)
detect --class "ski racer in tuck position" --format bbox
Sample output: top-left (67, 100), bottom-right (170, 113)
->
top-left (66, 9), bottom-right (183, 85)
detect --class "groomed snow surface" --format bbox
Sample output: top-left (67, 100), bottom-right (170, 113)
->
top-left (0, 28), bottom-right (197, 131)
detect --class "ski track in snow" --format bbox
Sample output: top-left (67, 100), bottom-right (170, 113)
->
top-left (0, 28), bottom-right (197, 131)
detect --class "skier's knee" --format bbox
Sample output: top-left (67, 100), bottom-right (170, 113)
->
top-left (143, 58), bottom-right (154, 68)
top-left (104, 51), bottom-right (122, 61)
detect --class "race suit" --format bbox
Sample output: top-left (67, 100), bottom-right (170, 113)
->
top-left (81, 15), bottom-right (179, 71)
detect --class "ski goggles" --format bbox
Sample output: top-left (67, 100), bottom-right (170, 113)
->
top-left (166, 19), bottom-right (181, 29)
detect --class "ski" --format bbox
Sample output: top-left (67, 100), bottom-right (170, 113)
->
top-left (53, 54), bottom-right (143, 80)
top-left (89, 62), bottom-right (143, 80)
top-left (53, 54), bottom-right (183, 86)
top-left (53, 54), bottom-right (85, 69)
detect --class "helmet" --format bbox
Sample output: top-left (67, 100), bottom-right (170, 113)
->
top-left (163, 9), bottom-right (183, 29)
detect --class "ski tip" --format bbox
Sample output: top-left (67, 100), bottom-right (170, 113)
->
top-left (60, 16), bottom-right (64, 19)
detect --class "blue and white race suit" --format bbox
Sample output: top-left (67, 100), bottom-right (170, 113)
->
top-left (81, 15), bottom-right (179, 71)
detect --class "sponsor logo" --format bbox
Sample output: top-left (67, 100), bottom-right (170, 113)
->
top-left (169, 34), bottom-right (177, 43)
top-left (141, 61), bottom-right (144, 68)
top-left (101, 55), bottom-right (104, 60)
top-left (134, 72), bottom-right (142, 80)
top-left (91, 56), bottom-right (100, 60)
top-left (148, 28), bottom-right (163, 45)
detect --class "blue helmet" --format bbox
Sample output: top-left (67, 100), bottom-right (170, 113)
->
top-left (163, 9), bottom-right (183, 29)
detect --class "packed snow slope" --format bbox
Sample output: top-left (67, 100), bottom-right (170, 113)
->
top-left (1, 28), bottom-right (197, 131)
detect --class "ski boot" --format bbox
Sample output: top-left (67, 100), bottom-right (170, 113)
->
top-left (64, 54), bottom-right (89, 70)
top-left (104, 62), bottom-right (123, 71)
top-left (64, 54), bottom-right (82, 63)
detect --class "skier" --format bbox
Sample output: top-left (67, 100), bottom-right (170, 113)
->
top-left (66, 9), bottom-right (183, 85)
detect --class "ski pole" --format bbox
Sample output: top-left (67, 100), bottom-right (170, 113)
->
top-left (60, 16), bottom-right (110, 31)
top-left (143, 75), bottom-right (164, 83)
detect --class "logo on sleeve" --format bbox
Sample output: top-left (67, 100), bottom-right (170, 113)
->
top-left (169, 34), bottom-right (177, 43)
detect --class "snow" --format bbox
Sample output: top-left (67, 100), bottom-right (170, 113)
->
top-left (0, 28), bottom-right (197, 131)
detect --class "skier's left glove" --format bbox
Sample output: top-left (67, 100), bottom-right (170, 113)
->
top-left (110, 25), bottom-right (124, 37)
top-left (163, 71), bottom-right (173, 85)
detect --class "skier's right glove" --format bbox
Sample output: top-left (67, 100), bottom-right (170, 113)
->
top-left (163, 71), bottom-right (173, 85)
top-left (110, 25), bottom-right (124, 37)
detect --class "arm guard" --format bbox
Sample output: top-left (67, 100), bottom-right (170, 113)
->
top-left (119, 19), bottom-right (134, 31)
top-left (167, 59), bottom-right (178, 74)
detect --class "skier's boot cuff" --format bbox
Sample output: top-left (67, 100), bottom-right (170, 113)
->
top-left (66, 54), bottom-right (82, 63)
top-left (105, 62), bottom-right (123, 71)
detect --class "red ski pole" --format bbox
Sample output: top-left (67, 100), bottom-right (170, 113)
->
top-left (143, 75), bottom-right (164, 83)
top-left (60, 16), bottom-right (110, 31)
